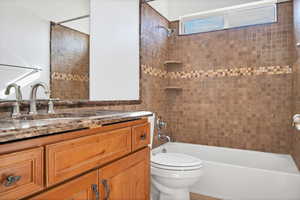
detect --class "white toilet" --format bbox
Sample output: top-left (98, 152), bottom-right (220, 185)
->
top-left (148, 116), bottom-right (203, 200)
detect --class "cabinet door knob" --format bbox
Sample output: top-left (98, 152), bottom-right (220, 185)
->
top-left (91, 184), bottom-right (99, 200)
top-left (102, 179), bottom-right (110, 200)
top-left (4, 175), bottom-right (21, 187)
top-left (140, 133), bottom-right (147, 140)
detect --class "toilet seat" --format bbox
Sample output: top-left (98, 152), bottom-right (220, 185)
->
top-left (151, 153), bottom-right (203, 171)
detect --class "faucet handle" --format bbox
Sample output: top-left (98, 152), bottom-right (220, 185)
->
top-left (157, 117), bottom-right (167, 130)
top-left (48, 99), bottom-right (55, 114)
top-left (11, 101), bottom-right (21, 118)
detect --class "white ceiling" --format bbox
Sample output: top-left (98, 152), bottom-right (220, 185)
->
top-left (1, 0), bottom-right (90, 34)
top-left (148, 0), bottom-right (282, 21)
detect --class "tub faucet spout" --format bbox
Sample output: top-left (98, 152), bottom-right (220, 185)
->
top-left (158, 133), bottom-right (171, 143)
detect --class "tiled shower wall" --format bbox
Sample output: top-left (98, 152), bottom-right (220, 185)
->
top-left (161, 2), bottom-right (294, 153)
top-left (292, 0), bottom-right (300, 168)
top-left (51, 24), bottom-right (90, 100)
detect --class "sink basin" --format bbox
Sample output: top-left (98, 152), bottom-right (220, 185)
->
top-left (10, 110), bottom-right (127, 121)
top-left (13, 113), bottom-right (89, 121)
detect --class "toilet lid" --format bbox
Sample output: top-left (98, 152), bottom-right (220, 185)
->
top-left (151, 153), bottom-right (202, 168)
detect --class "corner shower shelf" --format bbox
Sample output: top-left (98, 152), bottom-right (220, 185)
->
top-left (164, 60), bottom-right (182, 66)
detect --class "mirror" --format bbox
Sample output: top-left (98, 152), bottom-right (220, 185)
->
top-left (0, 0), bottom-right (140, 101)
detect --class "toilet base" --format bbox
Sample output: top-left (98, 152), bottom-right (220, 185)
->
top-left (159, 189), bottom-right (190, 200)
top-left (151, 183), bottom-right (190, 200)
top-left (151, 165), bottom-right (203, 200)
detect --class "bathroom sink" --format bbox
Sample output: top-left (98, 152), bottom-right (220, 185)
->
top-left (12, 113), bottom-right (90, 121)
top-left (10, 110), bottom-right (128, 121)
top-left (0, 113), bottom-right (92, 131)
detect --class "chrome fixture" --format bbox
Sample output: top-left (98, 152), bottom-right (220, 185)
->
top-left (55, 15), bottom-right (90, 25)
top-left (297, 43), bottom-right (300, 47)
top-left (158, 133), bottom-right (171, 143)
top-left (157, 25), bottom-right (175, 37)
top-left (4, 83), bottom-right (22, 118)
top-left (0, 63), bottom-right (42, 72)
top-left (293, 114), bottom-right (300, 130)
top-left (29, 82), bottom-right (54, 115)
top-left (157, 116), bottom-right (167, 130)
top-left (156, 117), bottom-right (170, 153)
top-left (47, 100), bottom-right (55, 114)
top-left (158, 133), bottom-right (170, 153)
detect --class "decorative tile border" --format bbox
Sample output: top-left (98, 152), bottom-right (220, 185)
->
top-left (51, 72), bottom-right (89, 82)
top-left (141, 65), bottom-right (168, 78)
top-left (141, 65), bottom-right (292, 79)
top-left (51, 65), bottom-right (291, 82)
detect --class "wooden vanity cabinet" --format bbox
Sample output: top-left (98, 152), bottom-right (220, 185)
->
top-left (46, 127), bottom-right (132, 186)
top-left (132, 123), bottom-right (150, 151)
top-left (0, 147), bottom-right (44, 200)
top-left (99, 147), bottom-right (150, 200)
top-left (0, 119), bottom-right (150, 200)
top-left (30, 170), bottom-right (99, 200)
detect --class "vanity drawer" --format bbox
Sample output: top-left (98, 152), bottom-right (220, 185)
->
top-left (46, 127), bottom-right (132, 186)
top-left (132, 123), bottom-right (150, 151)
top-left (0, 147), bottom-right (44, 200)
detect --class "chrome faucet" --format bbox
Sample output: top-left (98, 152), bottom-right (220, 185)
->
top-left (157, 116), bottom-right (167, 130)
top-left (156, 116), bottom-right (171, 148)
top-left (29, 82), bottom-right (54, 115)
top-left (158, 133), bottom-right (171, 143)
top-left (5, 83), bottom-right (22, 118)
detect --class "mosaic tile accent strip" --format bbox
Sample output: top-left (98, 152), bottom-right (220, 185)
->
top-left (51, 72), bottom-right (89, 82)
top-left (142, 65), bottom-right (292, 79)
top-left (141, 65), bottom-right (168, 78)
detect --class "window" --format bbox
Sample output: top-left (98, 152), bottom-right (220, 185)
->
top-left (179, 1), bottom-right (277, 35)
top-left (183, 16), bottom-right (224, 34)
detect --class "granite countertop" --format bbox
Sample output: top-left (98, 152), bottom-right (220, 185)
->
top-left (0, 110), bottom-right (153, 143)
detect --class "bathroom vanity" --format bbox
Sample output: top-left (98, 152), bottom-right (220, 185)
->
top-left (0, 110), bottom-right (152, 200)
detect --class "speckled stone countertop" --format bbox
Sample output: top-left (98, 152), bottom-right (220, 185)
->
top-left (0, 110), bottom-right (153, 143)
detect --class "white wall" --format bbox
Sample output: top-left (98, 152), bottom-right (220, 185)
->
top-left (3, 0), bottom-right (89, 23)
top-left (0, 3), bottom-right (50, 100)
top-left (90, 0), bottom-right (140, 101)
top-left (14, 0), bottom-right (90, 34)
top-left (148, 0), bottom-right (169, 19)
top-left (64, 18), bottom-right (90, 35)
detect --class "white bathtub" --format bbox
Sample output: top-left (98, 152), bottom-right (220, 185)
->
top-left (152, 142), bottom-right (300, 200)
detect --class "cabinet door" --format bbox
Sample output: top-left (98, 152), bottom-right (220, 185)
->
top-left (0, 147), bottom-right (44, 200)
top-left (99, 148), bottom-right (150, 200)
top-left (30, 171), bottom-right (99, 200)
